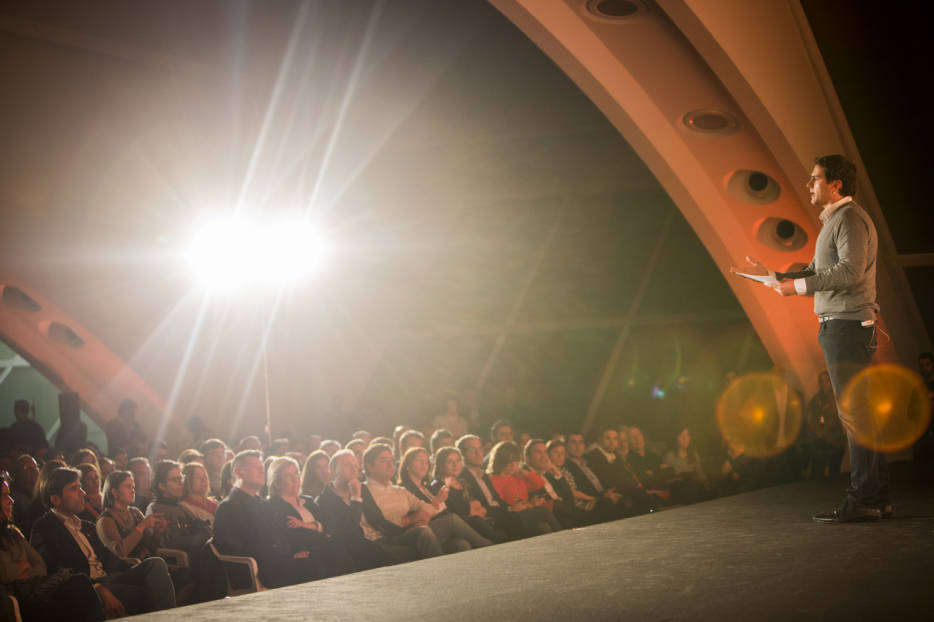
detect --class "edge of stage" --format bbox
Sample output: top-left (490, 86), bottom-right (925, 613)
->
top-left (132, 462), bottom-right (933, 621)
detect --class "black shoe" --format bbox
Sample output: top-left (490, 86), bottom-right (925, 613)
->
top-left (812, 503), bottom-right (881, 524)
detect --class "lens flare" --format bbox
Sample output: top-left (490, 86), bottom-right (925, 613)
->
top-left (838, 364), bottom-right (931, 452)
top-left (716, 372), bottom-right (803, 458)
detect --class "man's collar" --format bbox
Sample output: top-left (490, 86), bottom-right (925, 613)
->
top-left (819, 196), bottom-right (853, 223)
top-left (596, 446), bottom-right (616, 462)
top-left (52, 508), bottom-right (80, 527)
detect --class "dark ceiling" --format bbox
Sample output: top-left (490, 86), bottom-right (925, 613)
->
top-left (1, 0), bottom-right (926, 445)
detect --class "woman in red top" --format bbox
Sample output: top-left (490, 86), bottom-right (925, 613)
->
top-left (486, 441), bottom-right (563, 533)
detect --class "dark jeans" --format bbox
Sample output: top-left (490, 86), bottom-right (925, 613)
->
top-left (97, 557), bottom-right (175, 615)
top-left (818, 319), bottom-right (889, 507)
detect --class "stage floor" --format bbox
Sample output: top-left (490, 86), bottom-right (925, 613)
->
top-left (134, 463), bottom-right (933, 621)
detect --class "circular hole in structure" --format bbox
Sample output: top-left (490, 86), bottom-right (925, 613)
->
top-left (1, 285), bottom-right (42, 312)
top-left (776, 220), bottom-right (796, 240)
top-left (587, 0), bottom-right (643, 19)
top-left (748, 172), bottom-right (769, 192)
top-left (726, 170), bottom-right (781, 205)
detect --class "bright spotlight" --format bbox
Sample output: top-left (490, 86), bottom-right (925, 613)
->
top-left (185, 218), bottom-right (329, 290)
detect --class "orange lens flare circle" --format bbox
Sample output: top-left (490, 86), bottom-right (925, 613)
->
top-left (838, 364), bottom-right (931, 452)
top-left (716, 372), bottom-right (803, 458)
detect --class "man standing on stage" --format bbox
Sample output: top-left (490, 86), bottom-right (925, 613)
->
top-left (738, 154), bottom-right (888, 523)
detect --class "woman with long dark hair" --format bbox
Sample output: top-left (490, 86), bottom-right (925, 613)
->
top-left (397, 447), bottom-right (493, 552)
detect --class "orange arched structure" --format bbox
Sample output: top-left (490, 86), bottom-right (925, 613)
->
top-left (490, 0), bottom-right (929, 397)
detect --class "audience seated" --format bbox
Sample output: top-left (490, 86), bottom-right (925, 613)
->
top-left (398, 431), bottom-right (425, 457)
top-left (300, 450), bottom-right (331, 499)
top-left (127, 458), bottom-right (153, 512)
top-left (10, 455), bottom-right (38, 534)
top-left (713, 439), bottom-right (763, 497)
top-left (344, 439), bottom-right (367, 468)
top-left (30, 467), bottom-right (176, 617)
top-left (662, 428), bottom-right (711, 504)
top-left (3, 368), bottom-right (822, 618)
top-left (75, 464), bottom-right (103, 523)
top-left (319, 440), bottom-right (341, 457)
top-left (523, 439), bottom-right (584, 528)
top-left (429, 429), bottom-right (454, 455)
top-left (314, 450), bottom-right (396, 568)
top-left (214, 450), bottom-right (321, 588)
top-left (265, 457), bottom-right (352, 579)
top-left (179, 462), bottom-right (217, 526)
top-left (1, 473), bottom-right (103, 622)
top-left (177, 449), bottom-right (204, 465)
top-left (21, 459), bottom-right (67, 540)
top-left (396, 447), bottom-right (492, 552)
top-left (585, 428), bottom-right (654, 514)
top-left (357, 444), bottom-right (447, 559)
top-left (430, 446), bottom-right (499, 542)
top-left (454, 435), bottom-right (526, 540)
top-left (562, 433), bottom-right (628, 519)
top-left (96, 471), bottom-right (162, 560)
top-left (197, 440), bottom-right (228, 499)
top-left (487, 441), bottom-right (563, 534)
top-left (147, 461), bottom-right (211, 557)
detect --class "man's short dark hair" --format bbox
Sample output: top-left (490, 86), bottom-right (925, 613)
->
top-left (231, 449), bottom-right (261, 472)
top-left (456, 434), bottom-right (481, 454)
top-left (430, 429), bottom-right (453, 454)
top-left (490, 419), bottom-right (512, 441)
top-left (523, 438), bottom-right (546, 461)
top-left (363, 443), bottom-right (392, 476)
top-left (814, 155), bottom-right (858, 197)
top-left (45, 467), bottom-right (80, 508)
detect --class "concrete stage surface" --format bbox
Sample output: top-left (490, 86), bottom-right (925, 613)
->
top-left (134, 464), bottom-right (933, 621)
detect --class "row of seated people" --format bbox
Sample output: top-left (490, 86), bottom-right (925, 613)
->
top-left (1, 420), bottom-right (723, 620)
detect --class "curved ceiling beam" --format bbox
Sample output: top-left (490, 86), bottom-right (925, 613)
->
top-left (0, 272), bottom-right (169, 439)
top-left (490, 0), bottom-right (926, 397)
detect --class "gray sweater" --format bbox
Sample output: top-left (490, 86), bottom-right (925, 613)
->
top-left (778, 200), bottom-right (879, 321)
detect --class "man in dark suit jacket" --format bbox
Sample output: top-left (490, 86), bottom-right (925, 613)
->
top-left (456, 435), bottom-right (526, 539)
top-left (214, 450), bottom-right (318, 588)
top-left (30, 467), bottom-right (175, 618)
top-left (586, 428), bottom-right (654, 515)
